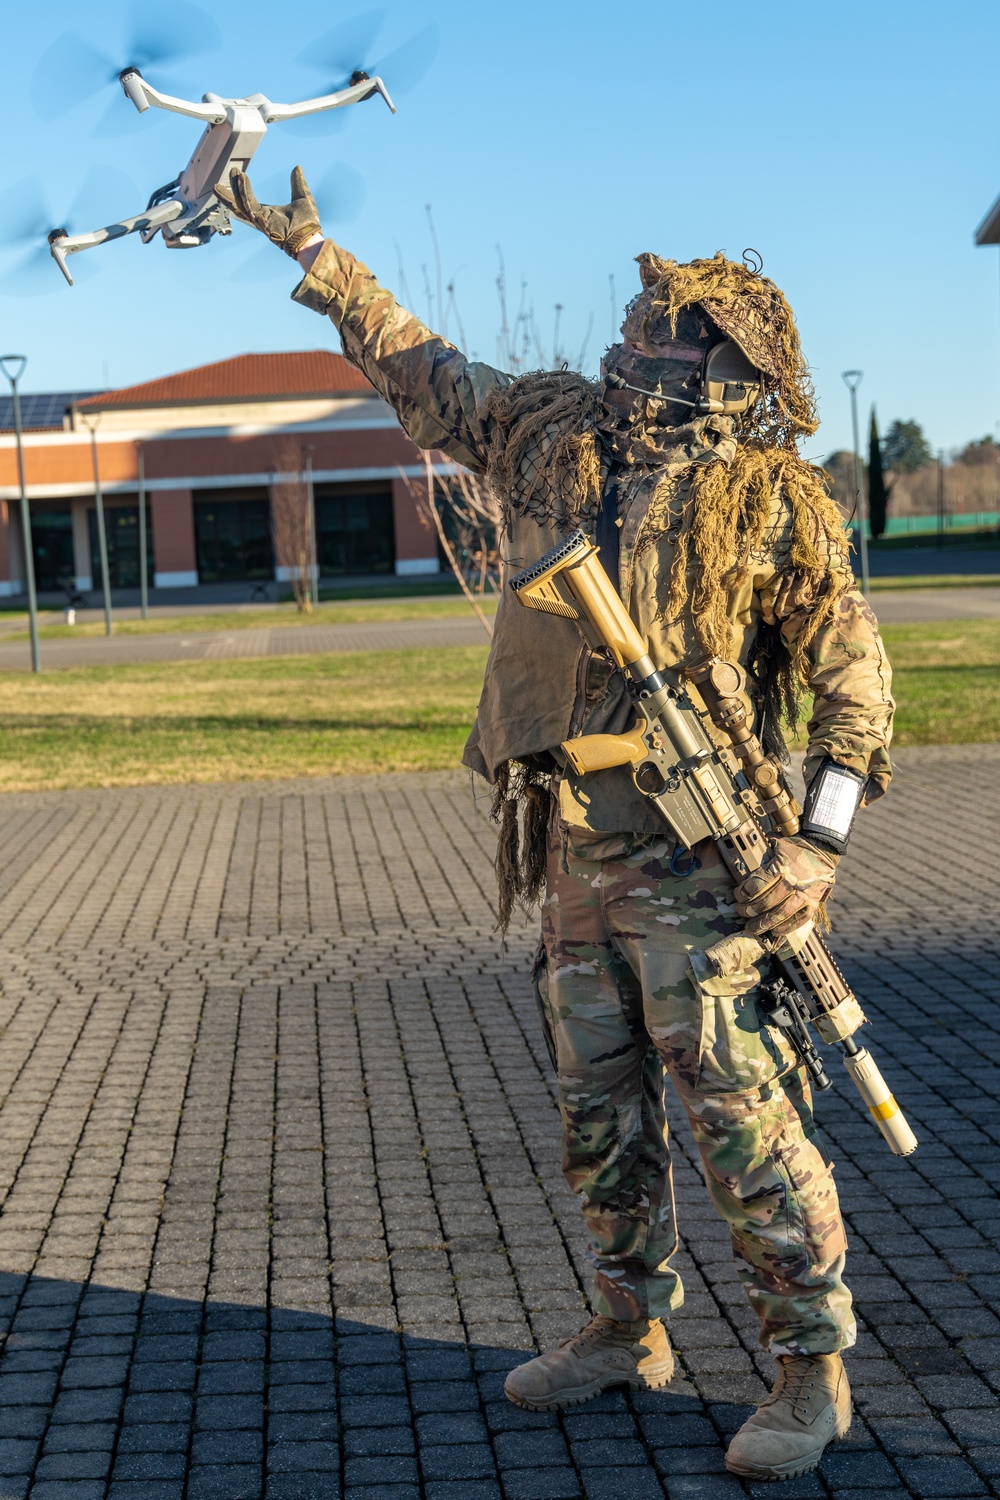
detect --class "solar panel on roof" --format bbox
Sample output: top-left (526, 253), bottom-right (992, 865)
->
top-left (0, 391), bottom-right (101, 433)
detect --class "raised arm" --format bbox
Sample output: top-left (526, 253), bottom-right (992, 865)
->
top-left (217, 167), bottom-right (509, 472)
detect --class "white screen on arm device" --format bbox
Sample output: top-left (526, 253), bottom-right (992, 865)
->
top-left (811, 770), bottom-right (864, 838)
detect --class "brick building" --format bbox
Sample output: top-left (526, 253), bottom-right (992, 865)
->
top-left (0, 351), bottom-right (442, 601)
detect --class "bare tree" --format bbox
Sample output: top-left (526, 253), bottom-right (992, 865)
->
top-left (821, 450), bottom-right (861, 519)
top-left (401, 451), bottom-right (502, 639)
top-left (269, 438), bottom-right (315, 613)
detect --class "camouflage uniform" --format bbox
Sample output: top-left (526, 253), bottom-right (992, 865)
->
top-left (537, 831), bottom-right (852, 1353)
top-left (293, 242), bottom-right (893, 1355)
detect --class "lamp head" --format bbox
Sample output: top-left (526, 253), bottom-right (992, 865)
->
top-left (0, 355), bottom-right (28, 386)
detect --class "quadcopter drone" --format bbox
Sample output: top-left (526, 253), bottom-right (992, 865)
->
top-left (47, 68), bottom-right (394, 286)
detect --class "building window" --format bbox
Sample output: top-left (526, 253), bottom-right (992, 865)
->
top-left (316, 489), bottom-right (394, 575)
top-left (30, 508), bottom-right (75, 593)
top-left (194, 496), bottom-right (273, 583)
top-left (87, 505), bottom-right (154, 591)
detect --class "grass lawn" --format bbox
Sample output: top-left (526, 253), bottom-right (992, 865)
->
top-left (0, 619), bottom-right (995, 793)
top-left (0, 648), bottom-right (490, 792)
top-left (873, 618), bottom-right (1000, 746)
top-left (869, 573), bottom-right (1000, 590)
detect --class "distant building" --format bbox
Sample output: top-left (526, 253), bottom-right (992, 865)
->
top-left (0, 351), bottom-right (442, 600)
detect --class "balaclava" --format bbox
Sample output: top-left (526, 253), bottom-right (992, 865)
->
top-left (608, 251), bottom-right (819, 452)
top-left (597, 300), bottom-right (727, 464)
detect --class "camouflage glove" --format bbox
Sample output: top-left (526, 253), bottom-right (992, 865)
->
top-left (734, 837), bottom-right (839, 941)
top-left (215, 165), bottom-right (321, 258)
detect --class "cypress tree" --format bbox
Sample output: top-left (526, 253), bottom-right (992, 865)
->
top-left (868, 408), bottom-right (892, 540)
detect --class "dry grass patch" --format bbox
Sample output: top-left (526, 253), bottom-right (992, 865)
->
top-left (0, 647), bottom-right (489, 791)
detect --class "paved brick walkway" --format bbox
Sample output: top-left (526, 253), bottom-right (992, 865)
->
top-left (0, 617), bottom-right (492, 673)
top-left (0, 749), bottom-right (995, 1499)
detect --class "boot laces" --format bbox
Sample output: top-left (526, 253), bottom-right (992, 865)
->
top-left (770, 1355), bottom-right (821, 1417)
top-left (559, 1315), bottom-right (632, 1352)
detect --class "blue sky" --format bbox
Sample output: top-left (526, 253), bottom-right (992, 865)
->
top-left (2, 0), bottom-right (999, 460)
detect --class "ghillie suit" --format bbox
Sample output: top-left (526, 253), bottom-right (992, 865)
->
top-left (476, 252), bottom-right (874, 925)
top-left (623, 251), bottom-right (853, 696)
top-left (238, 170), bottom-right (894, 1452)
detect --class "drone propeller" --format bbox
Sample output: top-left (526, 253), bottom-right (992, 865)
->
top-left (31, 0), bottom-right (222, 133)
top-left (229, 164), bottom-right (367, 283)
top-left (0, 166), bottom-right (138, 297)
top-left (287, 11), bottom-right (439, 134)
top-left (297, 10), bottom-right (390, 81)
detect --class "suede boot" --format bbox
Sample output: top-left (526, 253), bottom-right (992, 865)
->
top-left (725, 1352), bottom-right (852, 1480)
top-left (504, 1314), bottom-right (674, 1410)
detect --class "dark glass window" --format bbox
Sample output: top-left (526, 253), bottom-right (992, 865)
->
top-left (87, 505), bottom-right (154, 590)
top-left (194, 497), bottom-right (273, 583)
top-left (316, 489), bottom-right (394, 575)
top-left (30, 509), bottom-right (75, 592)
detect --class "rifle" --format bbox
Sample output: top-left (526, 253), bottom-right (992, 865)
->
top-left (511, 529), bottom-right (917, 1157)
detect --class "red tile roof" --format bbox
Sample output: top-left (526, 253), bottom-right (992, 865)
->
top-left (75, 351), bottom-right (373, 410)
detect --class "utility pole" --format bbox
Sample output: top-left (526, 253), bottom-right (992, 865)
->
top-left (842, 370), bottom-right (870, 596)
top-left (80, 413), bottom-right (113, 636)
top-left (0, 355), bottom-right (41, 672)
top-left (137, 444), bottom-right (149, 619)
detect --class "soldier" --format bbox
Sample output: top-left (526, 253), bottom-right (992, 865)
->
top-left (217, 167), bottom-right (894, 1482)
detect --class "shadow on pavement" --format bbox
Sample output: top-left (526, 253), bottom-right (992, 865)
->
top-left (0, 1276), bottom-right (771, 1499)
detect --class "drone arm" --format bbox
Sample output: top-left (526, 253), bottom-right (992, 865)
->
top-left (50, 198), bottom-right (186, 286)
top-left (262, 74), bottom-right (395, 123)
top-left (121, 69), bottom-right (227, 124)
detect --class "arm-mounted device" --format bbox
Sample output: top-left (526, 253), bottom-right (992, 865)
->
top-left (800, 758), bottom-right (867, 855)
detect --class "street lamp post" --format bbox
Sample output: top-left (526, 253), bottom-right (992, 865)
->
top-left (842, 370), bottom-right (870, 596)
top-left (137, 444), bottom-right (149, 619)
top-left (80, 413), bottom-right (113, 636)
top-left (0, 355), bottom-right (41, 672)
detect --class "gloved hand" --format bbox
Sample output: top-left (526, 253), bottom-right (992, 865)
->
top-left (734, 836), bottom-right (839, 941)
top-left (215, 165), bottom-right (322, 258)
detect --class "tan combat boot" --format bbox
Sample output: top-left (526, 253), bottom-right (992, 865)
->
top-left (504, 1314), bottom-right (674, 1410)
top-left (725, 1352), bottom-right (852, 1481)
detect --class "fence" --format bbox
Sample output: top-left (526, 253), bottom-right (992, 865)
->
top-left (849, 511), bottom-right (1000, 538)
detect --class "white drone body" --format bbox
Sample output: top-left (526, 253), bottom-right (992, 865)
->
top-left (48, 68), bottom-right (394, 285)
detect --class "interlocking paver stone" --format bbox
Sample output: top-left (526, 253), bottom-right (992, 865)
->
top-left (0, 750), bottom-right (992, 1497)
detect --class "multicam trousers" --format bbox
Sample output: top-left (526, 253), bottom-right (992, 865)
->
top-left (535, 829), bottom-right (856, 1356)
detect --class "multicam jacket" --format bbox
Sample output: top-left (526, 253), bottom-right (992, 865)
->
top-left (294, 242), bottom-right (894, 837)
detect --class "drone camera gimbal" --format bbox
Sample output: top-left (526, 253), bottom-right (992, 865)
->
top-left (48, 65), bottom-right (396, 285)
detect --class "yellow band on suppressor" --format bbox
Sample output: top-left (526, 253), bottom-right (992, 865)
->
top-left (844, 1049), bottom-right (917, 1155)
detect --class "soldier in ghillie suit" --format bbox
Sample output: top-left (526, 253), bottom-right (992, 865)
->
top-left (217, 166), bottom-right (894, 1482)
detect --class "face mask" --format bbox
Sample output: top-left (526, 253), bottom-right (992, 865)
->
top-left (598, 344), bottom-right (704, 440)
